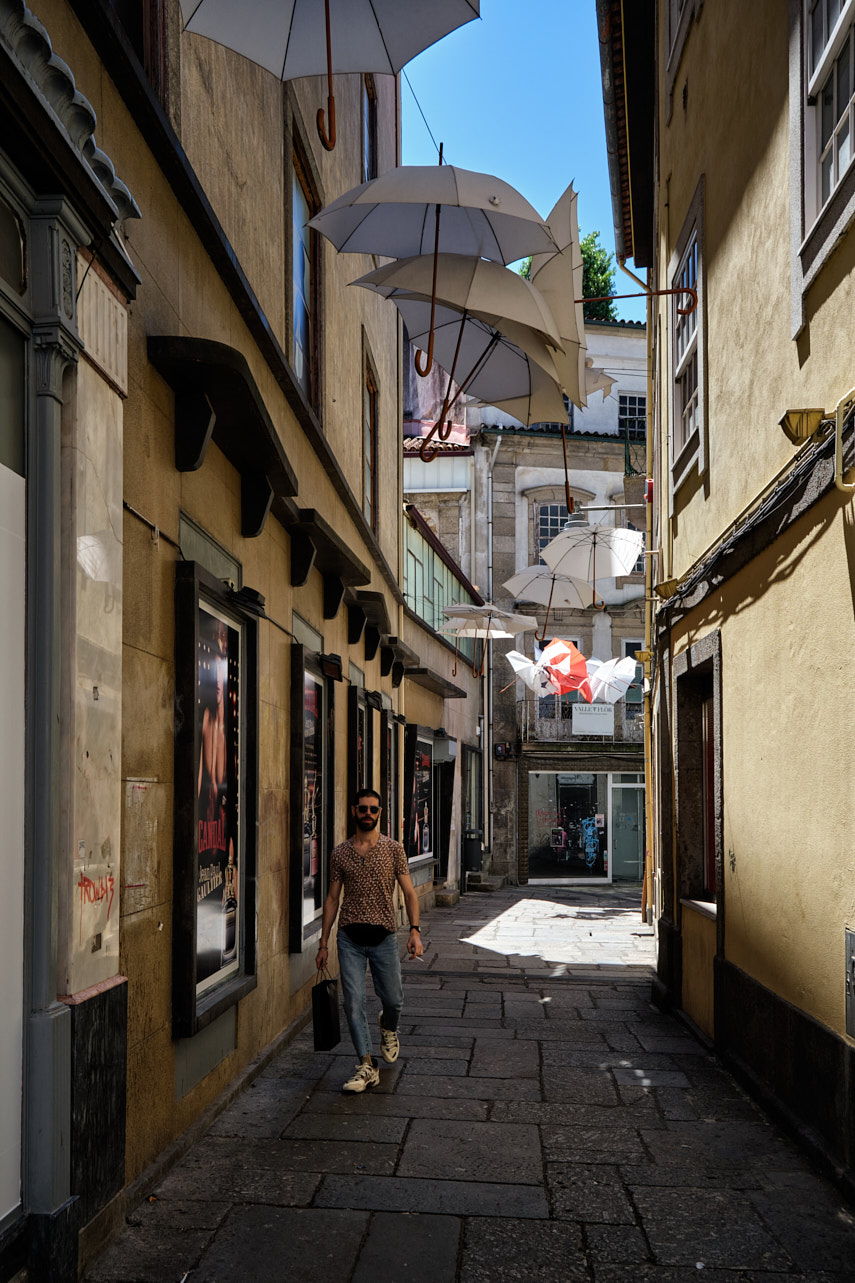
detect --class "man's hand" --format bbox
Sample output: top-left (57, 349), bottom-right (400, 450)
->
top-left (407, 928), bottom-right (424, 959)
top-left (315, 943), bottom-right (329, 971)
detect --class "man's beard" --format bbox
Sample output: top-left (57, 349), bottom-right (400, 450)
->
top-left (357, 814), bottom-right (379, 831)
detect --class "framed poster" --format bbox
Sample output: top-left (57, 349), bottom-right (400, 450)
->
top-left (173, 562), bottom-right (258, 1037)
top-left (408, 736), bottom-right (433, 860)
top-left (290, 644), bottom-right (336, 948)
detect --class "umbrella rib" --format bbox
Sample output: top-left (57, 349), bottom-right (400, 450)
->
top-left (366, 0), bottom-right (396, 73)
top-left (335, 202), bottom-right (382, 254)
top-left (280, 0), bottom-right (298, 80)
top-left (183, 0), bottom-right (207, 26)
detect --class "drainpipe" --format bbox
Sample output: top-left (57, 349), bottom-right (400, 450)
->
top-left (833, 387), bottom-right (855, 492)
top-left (616, 257), bottom-right (656, 925)
top-left (486, 433), bottom-right (502, 866)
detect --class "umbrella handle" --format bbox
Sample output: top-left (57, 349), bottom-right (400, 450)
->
top-left (535, 576), bottom-right (557, 646)
top-left (317, 97), bottom-right (336, 151)
top-left (419, 422), bottom-right (440, 462)
top-left (415, 194), bottom-right (443, 377)
top-left (316, 0), bottom-right (336, 151)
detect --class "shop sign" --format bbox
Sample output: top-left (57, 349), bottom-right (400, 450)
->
top-left (572, 702), bottom-right (614, 736)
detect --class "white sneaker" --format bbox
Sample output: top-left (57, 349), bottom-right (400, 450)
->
top-left (378, 1014), bottom-right (400, 1063)
top-left (341, 1060), bottom-right (380, 1093)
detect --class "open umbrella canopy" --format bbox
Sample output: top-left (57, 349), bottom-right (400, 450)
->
top-left (505, 650), bottom-right (564, 697)
top-left (441, 602), bottom-right (537, 637)
top-left (179, 0), bottom-right (479, 81)
top-left (503, 566), bottom-right (596, 610)
top-left (526, 183), bottom-right (587, 410)
top-left (353, 253), bottom-right (563, 347)
top-left (541, 524), bottom-right (644, 584)
top-left (471, 359), bottom-right (570, 427)
top-left (539, 638), bottom-right (593, 701)
top-left (310, 167), bottom-right (557, 265)
top-left (585, 656), bottom-right (640, 704)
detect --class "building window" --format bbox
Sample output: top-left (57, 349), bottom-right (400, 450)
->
top-left (673, 235), bottom-right (698, 457)
top-left (537, 502), bottom-right (569, 561)
top-left (623, 638), bottom-right (644, 704)
top-left (291, 154), bottom-right (318, 405)
top-left (619, 393), bottom-right (646, 440)
top-left (669, 179), bottom-right (705, 492)
top-left (362, 75), bottom-right (378, 183)
top-left (809, 1), bottom-right (855, 211)
top-left (363, 354), bottom-right (378, 528)
top-left (626, 522), bottom-right (646, 575)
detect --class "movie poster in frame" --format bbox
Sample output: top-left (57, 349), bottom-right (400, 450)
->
top-left (174, 562), bottom-right (258, 1037)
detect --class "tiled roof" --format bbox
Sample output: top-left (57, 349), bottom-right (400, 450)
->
top-left (403, 438), bottom-right (473, 455)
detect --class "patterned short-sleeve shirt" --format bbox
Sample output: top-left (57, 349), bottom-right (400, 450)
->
top-left (330, 833), bottom-right (409, 933)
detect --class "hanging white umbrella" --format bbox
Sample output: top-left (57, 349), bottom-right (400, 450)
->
top-left (440, 602), bottom-right (536, 678)
top-left (585, 656), bottom-right (640, 704)
top-left (179, 0), bottom-right (480, 150)
top-left (311, 165), bottom-right (556, 265)
top-left (503, 566), bottom-right (596, 642)
top-left (527, 183), bottom-right (587, 410)
top-left (541, 524), bottom-right (644, 588)
top-left (504, 649), bottom-right (563, 697)
top-left (353, 253), bottom-right (563, 347)
top-left (440, 602), bottom-right (538, 639)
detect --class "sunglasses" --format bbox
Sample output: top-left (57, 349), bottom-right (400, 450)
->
top-left (356, 804), bottom-right (380, 815)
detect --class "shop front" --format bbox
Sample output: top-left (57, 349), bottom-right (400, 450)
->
top-left (523, 767), bottom-right (644, 884)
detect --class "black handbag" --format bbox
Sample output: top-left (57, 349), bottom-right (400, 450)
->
top-left (312, 968), bottom-right (341, 1051)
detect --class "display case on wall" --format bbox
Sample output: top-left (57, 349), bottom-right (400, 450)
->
top-left (173, 562), bottom-right (259, 1037)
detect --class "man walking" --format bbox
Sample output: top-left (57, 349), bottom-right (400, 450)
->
top-left (316, 788), bottom-right (424, 1092)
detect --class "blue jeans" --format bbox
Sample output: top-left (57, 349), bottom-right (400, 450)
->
top-left (337, 929), bottom-right (403, 1059)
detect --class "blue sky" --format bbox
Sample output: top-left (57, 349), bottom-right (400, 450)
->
top-left (401, 0), bottom-right (645, 322)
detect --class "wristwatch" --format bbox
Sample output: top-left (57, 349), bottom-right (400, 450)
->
top-left (409, 924), bottom-right (421, 932)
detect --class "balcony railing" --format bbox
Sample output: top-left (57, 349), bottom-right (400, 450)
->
top-left (517, 698), bottom-right (644, 744)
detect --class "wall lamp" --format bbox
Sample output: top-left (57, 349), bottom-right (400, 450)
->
top-left (319, 653), bottom-right (343, 681)
top-left (777, 408), bottom-right (825, 444)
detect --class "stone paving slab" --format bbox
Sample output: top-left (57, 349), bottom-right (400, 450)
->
top-left (316, 1173), bottom-right (550, 1218)
top-left (83, 885), bottom-right (855, 1282)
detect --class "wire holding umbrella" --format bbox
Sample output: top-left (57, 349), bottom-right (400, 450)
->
top-left (178, 0), bottom-right (480, 151)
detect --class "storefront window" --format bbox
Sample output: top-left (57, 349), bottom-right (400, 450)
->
top-left (528, 771), bottom-right (609, 880)
top-left (409, 738), bottom-right (433, 860)
top-left (611, 784), bottom-right (645, 881)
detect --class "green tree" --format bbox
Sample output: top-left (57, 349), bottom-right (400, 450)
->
top-left (517, 233), bottom-right (617, 321)
top-left (580, 230), bottom-right (617, 322)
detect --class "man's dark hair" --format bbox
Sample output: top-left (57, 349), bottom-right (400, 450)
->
top-left (352, 787), bottom-right (381, 808)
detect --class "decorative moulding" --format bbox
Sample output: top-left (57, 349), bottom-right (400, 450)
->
top-left (0, 0), bottom-right (140, 226)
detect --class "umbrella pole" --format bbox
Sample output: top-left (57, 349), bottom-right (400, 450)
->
top-left (560, 423), bottom-right (575, 516)
top-left (316, 0), bottom-right (337, 151)
top-left (415, 144), bottom-right (444, 378)
top-left (536, 578), bottom-right (556, 646)
top-left (420, 306), bottom-right (466, 461)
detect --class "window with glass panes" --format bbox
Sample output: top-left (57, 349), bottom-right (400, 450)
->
top-left (626, 521), bottom-right (645, 574)
top-left (623, 638), bottom-right (644, 704)
top-left (538, 503), bottom-right (569, 561)
top-left (291, 159), bottom-right (316, 402)
top-left (673, 233), bottom-right (698, 457)
top-left (809, 0), bottom-right (855, 209)
top-left (363, 358), bottom-right (377, 529)
top-left (362, 75), bottom-right (378, 183)
top-left (619, 394), bottom-right (646, 440)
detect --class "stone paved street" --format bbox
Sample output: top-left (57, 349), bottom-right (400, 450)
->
top-left (85, 886), bottom-right (855, 1281)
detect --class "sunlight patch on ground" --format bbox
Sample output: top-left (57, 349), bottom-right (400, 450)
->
top-left (458, 897), bottom-right (648, 966)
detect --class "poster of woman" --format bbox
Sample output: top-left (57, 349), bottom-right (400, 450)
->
top-left (196, 603), bottom-right (240, 991)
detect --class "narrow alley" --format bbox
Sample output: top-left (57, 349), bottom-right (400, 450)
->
top-left (85, 887), bottom-right (855, 1282)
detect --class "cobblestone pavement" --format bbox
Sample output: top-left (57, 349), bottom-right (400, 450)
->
top-left (85, 885), bottom-right (855, 1281)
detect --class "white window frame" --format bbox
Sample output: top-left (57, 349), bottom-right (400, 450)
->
top-left (791, 0), bottom-right (855, 334)
top-left (669, 177), bottom-right (706, 499)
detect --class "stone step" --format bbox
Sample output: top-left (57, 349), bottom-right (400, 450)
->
top-left (465, 874), bottom-right (506, 892)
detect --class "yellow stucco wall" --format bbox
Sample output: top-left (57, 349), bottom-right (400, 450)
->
top-left (652, 0), bottom-right (855, 1044)
top-left (680, 904), bottom-right (716, 1037)
top-left (35, 0), bottom-right (480, 1187)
